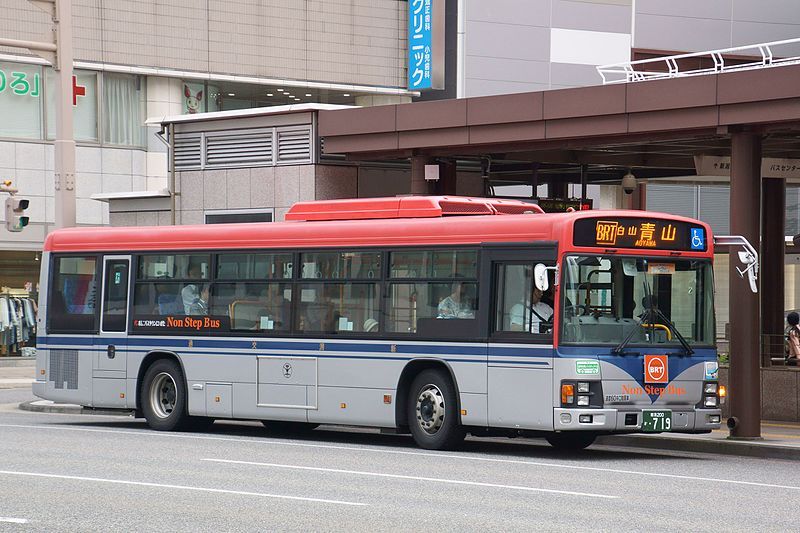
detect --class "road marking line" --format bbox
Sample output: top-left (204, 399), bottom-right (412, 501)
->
top-left (0, 470), bottom-right (366, 507)
top-left (0, 517), bottom-right (28, 524)
top-left (203, 458), bottom-right (617, 499)
top-left (4, 423), bottom-right (800, 492)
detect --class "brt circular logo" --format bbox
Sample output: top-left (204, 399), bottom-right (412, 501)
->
top-left (644, 355), bottom-right (668, 384)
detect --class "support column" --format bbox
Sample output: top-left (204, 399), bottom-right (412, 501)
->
top-left (410, 156), bottom-right (434, 195)
top-left (547, 179), bottom-right (567, 199)
top-left (434, 159), bottom-right (457, 195)
top-left (728, 132), bottom-right (762, 439)
top-left (761, 177), bottom-right (786, 366)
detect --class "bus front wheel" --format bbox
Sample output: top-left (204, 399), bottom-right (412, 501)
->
top-left (142, 359), bottom-right (191, 431)
top-left (545, 432), bottom-right (597, 451)
top-left (407, 369), bottom-right (465, 450)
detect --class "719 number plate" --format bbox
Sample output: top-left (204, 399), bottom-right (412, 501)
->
top-left (642, 410), bottom-right (672, 432)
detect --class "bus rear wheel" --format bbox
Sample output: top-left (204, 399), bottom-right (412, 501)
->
top-left (407, 369), bottom-right (465, 450)
top-left (545, 432), bottom-right (597, 451)
top-left (142, 359), bottom-right (191, 431)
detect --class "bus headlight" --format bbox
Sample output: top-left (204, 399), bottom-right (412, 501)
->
top-left (577, 382), bottom-right (590, 393)
top-left (704, 383), bottom-right (718, 394)
top-left (704, 396), bottom-right (718, 407)
top-left (577, 395), bottom-right (590, 406)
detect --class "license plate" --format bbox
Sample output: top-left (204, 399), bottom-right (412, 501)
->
top-left (642, 410), bottom-right (672, 433)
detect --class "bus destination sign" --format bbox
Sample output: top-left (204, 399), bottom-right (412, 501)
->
top-left (573, 217), bottom-right (707, 251)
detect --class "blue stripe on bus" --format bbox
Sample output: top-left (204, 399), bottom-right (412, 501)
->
top-left (39, 336), bottom-right (554, 360)
top-left (34, 345), bottom-right (552, 367)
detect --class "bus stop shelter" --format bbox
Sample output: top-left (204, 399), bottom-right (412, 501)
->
top-left (318, 62), bottom-right (800, 438)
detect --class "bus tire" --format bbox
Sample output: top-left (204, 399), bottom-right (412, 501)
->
top-left (545, 432), bottom-right (596, 451)
top-left (142, 359), bottom-right (191, 431)
top-left (407, 369), bottom-right (465, 450)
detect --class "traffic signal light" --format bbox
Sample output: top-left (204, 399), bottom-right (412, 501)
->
top-left (5, 196), bottom-right (29, 232)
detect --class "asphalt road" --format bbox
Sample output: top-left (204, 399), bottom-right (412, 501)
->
top-left (1, 388), bottom-right (798, 532)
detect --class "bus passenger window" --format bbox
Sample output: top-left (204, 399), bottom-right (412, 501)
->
top-left (436, 280), bottom-right (476, 319)
top-left (49, 256), bottom-right (98, 332)
top-left (213, 283), bottom-right (292, 332)
top-left (296, 283), bottom-right (378, 333)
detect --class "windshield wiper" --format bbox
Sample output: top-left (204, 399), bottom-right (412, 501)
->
top-left (648, 304), bottom-right (694, 356)
top-left (612, 276), bottom-right (694, 355)
top-left (612, 318), bottom-right (641, 354)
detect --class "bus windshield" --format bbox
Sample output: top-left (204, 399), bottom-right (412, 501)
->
top-left (561, 255), bottom-right (714, 347)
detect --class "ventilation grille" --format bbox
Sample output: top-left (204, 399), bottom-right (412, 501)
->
top-left (173, 133), bottom-right (202, 169)
top-left (173, 126), bottom-right (313, 169)
top-left (439, 199), bottom-right (495, 215)
top-left (277, 127), bottom-right (312, 163)
top-left (206, 131), bottom-right (273, 167)
top-left (49, 349), bottom-right (78, 390)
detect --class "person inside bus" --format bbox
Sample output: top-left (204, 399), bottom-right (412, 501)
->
top-left (437, 280), bottom-right (475, 319)
top-left (509, 282), bottom-right (553, 334)
top-left (181, 262), bottom-right (208, 315)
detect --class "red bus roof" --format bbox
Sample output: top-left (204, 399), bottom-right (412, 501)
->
top-left (43, 197), bottom-right (713, 256)
top-left (285, 196), bottom-right (544, 221)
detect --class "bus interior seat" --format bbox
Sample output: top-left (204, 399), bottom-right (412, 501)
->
top-left (157, 292), bottom-right (183, 315)
top-left (230, 300), bottom-right (268, 330)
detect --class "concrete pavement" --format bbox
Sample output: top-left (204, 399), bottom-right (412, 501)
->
top-left (4, 355), bottom-right (800, 460)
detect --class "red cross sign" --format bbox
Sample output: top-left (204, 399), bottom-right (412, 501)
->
top-left (72, 75), bottom-right (86, 106)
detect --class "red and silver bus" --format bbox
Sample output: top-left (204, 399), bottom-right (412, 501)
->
top-left (34, 196), bottom-right (737, 450)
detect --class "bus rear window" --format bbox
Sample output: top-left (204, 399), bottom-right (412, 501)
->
top-left (49, 256), bottom-right (98, 332)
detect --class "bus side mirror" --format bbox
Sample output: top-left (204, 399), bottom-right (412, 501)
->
top-left (715, 235), bottom-right (759, 294)
top-left (534, 263), bottom-right (549, 292)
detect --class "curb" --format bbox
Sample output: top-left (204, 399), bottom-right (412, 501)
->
top-left (19, 400), bottom-right (134, 417)
top-left (596, 434), bottom-right (800, 461)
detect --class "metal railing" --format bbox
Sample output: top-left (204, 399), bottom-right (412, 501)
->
top-left (762, 333), bottom-right (791, 367)
top-left (597, 38), bottom-right (800, 84)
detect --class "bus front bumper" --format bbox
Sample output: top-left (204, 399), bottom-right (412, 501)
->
top-left (553, 408), bottom-right (722, 432)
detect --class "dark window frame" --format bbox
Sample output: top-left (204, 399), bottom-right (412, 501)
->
top-left (47, 254), bottom-right (101, 334)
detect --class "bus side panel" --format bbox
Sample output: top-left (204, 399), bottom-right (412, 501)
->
top-left (35, 339), bottom-right (95, 406)
top-left (32, 251), bottom-right (50, 400)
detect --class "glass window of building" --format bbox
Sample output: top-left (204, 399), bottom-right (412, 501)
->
top-left (0, 61), bottom-right (43, 139)
top-left (46, 68), bottom-right (98, 142)
top-left (103, 73), bottom-right (145, 146)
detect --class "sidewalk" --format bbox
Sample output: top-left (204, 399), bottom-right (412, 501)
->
top-left (0, 357), bottom-right (35, 389)
top-left (4, 357), bottom-right (800, 460)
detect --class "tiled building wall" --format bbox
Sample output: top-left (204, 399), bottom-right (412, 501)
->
top-left (170, 163), bottom-right (357, 226)
top-left (0, 140), bottom-right (146, 249)
top-left (462, 0), bottom-right (633, 96)
top-left (0, 0), bottom-right (406, 88)
top-left (635, 0), bottom-right (800, 53)
top-left (461, 0), bottom-right (800, 97)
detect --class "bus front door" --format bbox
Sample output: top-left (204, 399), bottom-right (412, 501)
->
top-left (483, 245), bottom-right (557, 431)
top-left (93, 255), bottom-right (131, 408)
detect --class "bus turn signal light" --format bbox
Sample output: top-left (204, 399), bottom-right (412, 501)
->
top-left (718, 385), bottom-right (727, 398)
top-left (561, 384), bottom-right (575, 405)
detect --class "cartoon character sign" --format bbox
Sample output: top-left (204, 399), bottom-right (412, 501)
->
top-left (184, 85), bottom-right (203, 114)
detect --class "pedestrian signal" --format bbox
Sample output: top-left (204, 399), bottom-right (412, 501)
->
top-left (5, 196), bottom-right (30, 232)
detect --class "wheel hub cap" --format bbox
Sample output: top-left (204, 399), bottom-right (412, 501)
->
top-left (150, 372), bottom-right (177, 419)
top-left (415, 384), bottom-right (445, 435)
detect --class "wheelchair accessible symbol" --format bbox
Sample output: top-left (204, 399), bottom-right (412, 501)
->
top-left (690, 228), bottom-right (705, 250)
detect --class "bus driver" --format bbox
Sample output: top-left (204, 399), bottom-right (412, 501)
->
top-left (509, 283), bottom-right (553, 334)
